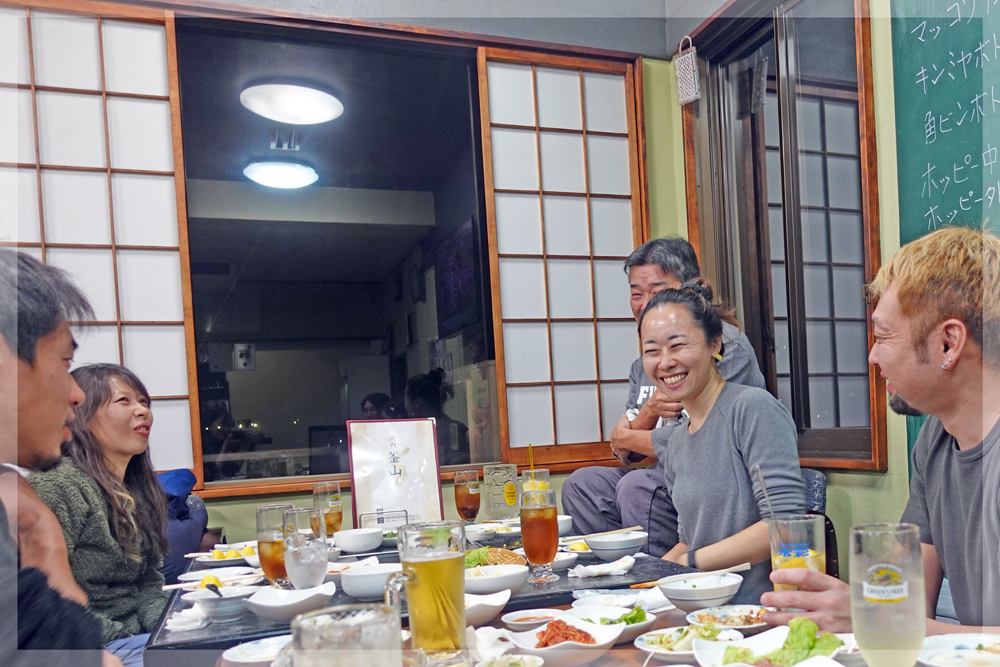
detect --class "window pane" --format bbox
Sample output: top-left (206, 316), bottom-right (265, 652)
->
top-left (764, 92), bottom-right (779, 147)
top-left (600, 382), bottom-right (629, 440)
top-left (802, 209), bottom-right (828, 262)
top-left (148, 399), bottom-right (194, 470)
top-left (495, 193), bottom-right (543, 255)
top-left (769, 207), bottom-right (784, 261)
top-left (499, 258), bottom-right (546, 319)
top-left (596, 321), bottom-right (639, 381)
top-left (771, 263), bottom-right (788, 318)
top-left (808, 376), bottom-right (836, 428)
top-left (502, 323), bottom-right (550, 384)
top-left (0, 166), bottom-right (40, 243)
top-left (112, 174), bottom-right (179, 247)
top-left (72, 324), bottom-right (120, 367)
top-left (36, 92), bottom-right (106, 168)
top-left (554, 384), bottom-right (600, 444)
top-left (107, 98), bottom-right (174, 172)
top-left (550, 322), bottom-right (596, 382)
top-left (0, 88), bottom-right (36, 164)
top-left (491, 128), bottom-right (539, 191)
top-left (838, 376), bottom-right (870, 427)
top-left (46, 248), bottom-right (115, 321)
top-left (824, 100), bottom-right (859, 155)
top-left (507, 386), bottom-right (554, 447)
top-left (803, 264), bottom-right (831, 318)
top-left (547, 259), bottom-right (593, 319)
top-left (586, 135), bottom-right (630, 195)
top-left (543, 195), bottom-right (589, 255)
top-left (31, 12), bottom-right (101, 90)
top-left (582, 71), bottom-right (627, 133)
top-left (117, 249), bottom-right (184, 322)
top-left (836, 321), bottom-right (869, 373)
top-left (799, 152), bottom-right (826, 207)
top-left (535, 66), bottom-right (582, 130)
top-left (766, 149), bottom-right (782, 205)
top-left (832, 266), bottom-right (866, 319)
top-left (540, 132), bottom-right (586, 193)
top-left (101, 21), bottom-right (169, 96)
top-left (827, 155), bottom-right (862, 210)
top-left (486, 62), bottom-right (535, 127)
top-left (829, 211), bottom-right (864, 264)
top-left (41, 170), bottom-right (111, 245)
top-left (774, 318), bottom-right (790, 375)
top-left (805, 320), bottom-right (834, 374)
top-left (777, 375), bottom-right (793, 413)
top-left (798, 97), bottom-right (823, 151)
top-left (121, 325), bottom-right (188, 396)
top-left (593, 259), bottom-right (633, 318)
top-left (590, 198), bottom-right (633, 257)
top-left (0, 8), bottom-right (30, 85)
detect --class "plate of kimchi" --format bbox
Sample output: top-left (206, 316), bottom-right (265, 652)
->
top-left (506, 616), bottom-right (624, 667)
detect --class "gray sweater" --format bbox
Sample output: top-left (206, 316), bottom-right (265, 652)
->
top-left (662, 383), bottom-right (805, 604)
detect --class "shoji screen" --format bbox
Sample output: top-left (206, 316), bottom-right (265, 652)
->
top-left (0, 5), bottom-right (198, 474)
top-left (478, 47), bottom-right (646, 466)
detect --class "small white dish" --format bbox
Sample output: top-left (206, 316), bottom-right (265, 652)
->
top-left (465, 526), bottom-right (497, 541)
top-left (334, 528), bottom-right (383, 553)
top-left (657, 572), bottom-right (743, 612)
top-left (501, 608), bottom-right (564, 632)
top-left (465, 564), bottom-right (530, 595)
top-left (571, 594), bottom-right (637, 609)
top-left (558, 606), bottom-right (657, 645)
top-left (182, 586), bottom-right (258, 623)
top-left (585, 531), bottom-right (647, 562)
top-left (243, 582), bottom-right (338, 622)
top-left (242, 553), bottom-right (261, 569)
top-left (465, 590), bottom-right (511, 627)
top-left (693, 625), bottom-right (850, 667)
top-left (221, 634), bottom-right (292, 666)
top-left (512, 548), bottom-right (578, 571)
top-left (686, 605), bottom-right (771, 635)
top-left (323, 557), bottom-right (379, 584)
top-left (196, 554), bottom-right (247, 567)
top-left (557, 515), bottom-right (574, 536)
top-left (381, 530), bottom-right (398, 549)
top-left (490, 525), bottom-right (521, 538)
top-left (559, 538), bottom-right (592, 555)
top-left (919, 634), bottom-right (1000, 667)
top-left (507, 616), bottom-right (624, 667)
top-left (833, 633), bottom-right (863, 667)
top-left (177, 566), bottom-right (255, 582)
top-left (634, 626), bottom-right (743, 663)
top-left (340, 563), bottom-right (402, 600)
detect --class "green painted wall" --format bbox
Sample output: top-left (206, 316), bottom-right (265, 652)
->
top-left (644, 58), bottom-right (689, 240)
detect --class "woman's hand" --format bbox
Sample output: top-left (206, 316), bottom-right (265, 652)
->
top-left (761, 569), bottom-right (852, 632)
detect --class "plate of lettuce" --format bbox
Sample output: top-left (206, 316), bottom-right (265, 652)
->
top-left (694, 617), bottom-right (847, 667)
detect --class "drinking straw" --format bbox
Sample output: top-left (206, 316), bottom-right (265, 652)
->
top-left (752, 464), bottom-right (776, 520)
top-left (528, 442), bottom-right (535, 484)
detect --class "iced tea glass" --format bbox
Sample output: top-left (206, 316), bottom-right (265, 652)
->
top-left (313, 481), bottom-right (345, 536)
top-left (257, 503), bottom-right (293, 585)
top-left (520, 489), bottom-right (559, 584)
top-left (453, 470), bottom-right (480, 524)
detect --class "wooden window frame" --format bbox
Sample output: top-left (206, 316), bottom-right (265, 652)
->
top-left (681, 0), bottom-right (887, 471)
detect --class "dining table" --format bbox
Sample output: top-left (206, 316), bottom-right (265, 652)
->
top-left (144, 535), bottom-right (699, 667)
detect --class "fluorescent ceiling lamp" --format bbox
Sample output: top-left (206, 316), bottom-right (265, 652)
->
top-left (240, 84), bottom-right (343, 125)
top-left (243, 161), bottom-right (319, 189)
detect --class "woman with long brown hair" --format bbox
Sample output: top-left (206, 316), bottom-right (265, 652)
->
top-left (30, 363), bottom-right (169, 665)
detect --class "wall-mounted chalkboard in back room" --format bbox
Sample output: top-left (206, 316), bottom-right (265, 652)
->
top-left (891, 0), bottom-right (999, 246)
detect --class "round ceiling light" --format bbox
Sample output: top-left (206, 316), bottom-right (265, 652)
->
top-left (240, 84), bottom-right (343, 125)
top-left (243, 161), bottom-right (319, 189)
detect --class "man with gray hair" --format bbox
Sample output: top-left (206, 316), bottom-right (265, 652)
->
top-left (561, 237), bottom-right (765, 556)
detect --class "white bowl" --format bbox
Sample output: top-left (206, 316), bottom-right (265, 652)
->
top-left (490, 525), bottom-right (521, 538)
top-left (507, 616), bottom-right (624, 667)
top-left (465, 590), bottom-right (511, 627)
top-left (686, 605), bottom-right (771, 635)
top-left (242, 553), bottom-right (261, 569)
top-left (918, 634), bottom-right (1000, 667)
top-left (501, 608), bottom-right (565, 632)
top-left (657, 573), bottom-right (743, 612)
top-left (693, 625), bottom-right (851, 667)
top-left (634, 626), bottom-right (744, 663)
top-left (571, 594), bottom-right (638, 609)
top-left (340, 563), bottom-right (401, 601)
top-left (557, 515), bottom-right (574, 536)
top-left (243, 582), bottom-right (338, 621)
top-left (558, 606), bottom-right (657, 645)
top-left (465, 526), bottom-right (497, 542)
top-left (513, 549), bottom-right (578, 571)
top-left (222, 634), bottom-right (292, 666)
top-left (585, 531), bottom-right (647, 561)
top-left (196, 554), bottom-right (247, 567)
top-left (334, 528), bottom-right (383, 553)
top-left (465, 564), bottom-right (530, 595)
top-left (381, 531), bottom-right (398, 549)
top-left (182, 586), bottom-right (258, 623)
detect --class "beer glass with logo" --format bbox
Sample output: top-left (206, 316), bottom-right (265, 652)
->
top-left (256, 503), bottom-right (293, 585)
top-left (313, 481), bottom-right (344, 535)
top-left (386, 521), bottom-right (466, 666)
top-left (769, 514), bottom-right (826, 591)
top-left (520, 489), bottom-right (559, 584)
top-left (850, 523), bottom-right (925, 667)
top-left (482, 463), bottom-right (518, 520)
top-left (453, 470), bottom-right (480, 524)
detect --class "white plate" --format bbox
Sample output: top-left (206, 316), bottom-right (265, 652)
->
top-left (502, 608), bottom-right (565, 632)
top-left (177, 566), bottom-right (255, 582)
top-left (512, 549), bottom-right (579, 571)
top-left (196, 554), bottom-right (247, 567)
top-left (686, 605), bottom-right (771, 635)
top-left (465, 590), bottom-right (512, 627)
top-left (693, 625), bottom-right (852, 667)
top-left (490, 525), bottom-right (521, 538)
top-left (634, 626), bottom-right (744, 663)
top-left (919, 635), bottom-right (1000, 667)
top-left (507, 616), bottom-right (624, 667)
top-left (222, 634), bottom-right (292, 666)
top-left (559, 538), bottom-right (592, 555)
top-left (243, 582), bottom-right (338, 622)
top-left (558, 606), bottom-right (658, 645)
top-left (571, 594), bottom-right (638, 609)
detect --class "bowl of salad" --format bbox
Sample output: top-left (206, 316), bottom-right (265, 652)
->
top-left (693, 617), bottom-right (846, 667)
top-left (559, 605), bottom-right (656, 645)
top-left (635, 623), bottom-right (743, 663)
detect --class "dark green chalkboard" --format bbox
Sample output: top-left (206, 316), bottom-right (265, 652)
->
top-left (890, 0), bottom-right (999, 247)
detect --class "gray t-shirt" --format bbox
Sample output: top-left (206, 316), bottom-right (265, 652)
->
top-left (662, 383), bottom-right (805, 604)
top-left (900, 415), bottom-right (1000, 626)
top-left (624, 321), bottom-right (767, 468)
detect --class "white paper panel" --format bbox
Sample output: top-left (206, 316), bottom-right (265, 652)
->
top-left (539, 132), bottom-right (585, 193)
top-left (122, 325), bottom-right (188, 396)
top-left (586, 135), bottom-right (631, 195)
top-left (46, 248), bottom-right (115, 321)
top-left (495, 192), bottom-right (542, 255)
top-left (0, 166), bottom-right (40, 243)
top-left (550, 322), bottom-right (596, 381)
top-left (486, 61), bottom-right (535, 127)
top-left (535, 66), bottom-right (582, 130)
top-left (554, 384), bottom-right (600, 444)
top-left (490, 128), bottom-right (539, 191)
top-left (547, 259), bottom-right (592, 319)
top-left (502, 322), bottom-right (551, 384)
top-left (36, 92), bottom-right (106, 168)
top-left (600, 382), bottom-right (630, 440)
top-left (0, 8), bottom-right (30, 84)
top-left (112, 174), bottom-right (179, 247)
top-left (19, 246), bottom-right (42, 261)
top-left (543, 195), bottom-right (589, 256)
top-left (596, 321), bottom-right (639, 381)
top-left (31, 12), bottom-right (101, 90)
top-left (590, 198), bottom-right (633, 256)
top-left (593, 259), bottom-right (633, 318)
top-left (498, 257), bottom-right (546, 319)
top-left (148, 398), bottom-right (194, 471)
top-left (101, 21), bottom-right (169, 96)
top-left (507, 386), bottom-right (554, 448)
top-left (107, 98), bottom-right (173, 171)
top-left (117, 250), bottom-right (183, 321)
top-left (71, 325), bottom-right (120, 367)
top-left (583, 71), bottom-right (627, 133)
top-left (41, 169), bottom-right (111, 245)
top-left (0, 87), bottom-right (36, 164)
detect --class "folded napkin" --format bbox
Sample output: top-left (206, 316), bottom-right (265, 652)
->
top-left (165, 605), bottom-right (208, 632)
top-left (467, 626), bottom-right (513, 663)
top-left (634, 586), bottom-right (676, 613)
top-left (567, 555), bottom-right (635, 578)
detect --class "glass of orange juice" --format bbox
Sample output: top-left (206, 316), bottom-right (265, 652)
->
top-left (769, 513), bottom-right (826, 591)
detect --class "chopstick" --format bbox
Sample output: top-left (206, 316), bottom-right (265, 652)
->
top-left (571, 526), bottom-right (643, 540)
top-left (629, 562), bottom-right (752, 589)
top-left (162, 573), bottom-right (264, 591)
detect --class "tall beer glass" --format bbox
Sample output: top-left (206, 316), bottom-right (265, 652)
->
top-left (850, 523), bottom-right (926, 667)
top-left (453, 470), bottom-right (480, 524)
top-left (256, 503), bottom-right (293, 584)
top-left (313, 481), bottom-right (344, 535)
top-left (386, 521), bottom-right (466, 666)
top-left (520, 489), bottom-right (559, 584)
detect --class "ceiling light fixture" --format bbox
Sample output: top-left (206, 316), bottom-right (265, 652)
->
top-left (243, 161), bottom-right (319, 189)
top-left (240, 84), bottom-right (343, 125)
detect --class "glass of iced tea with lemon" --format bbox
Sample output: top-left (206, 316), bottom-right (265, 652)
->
top-left (257, 503), bottom-right (293, 585)
top-left (769, 513), bottom-right (826, 591)
top-left (453, 470), bottom-right (480, 524)
top-left (520, 489), bottom-right (559, 584)
top-left (386, 521), bottom-right (466, 666)
top-left (313, 481), bottom-right (344, 536)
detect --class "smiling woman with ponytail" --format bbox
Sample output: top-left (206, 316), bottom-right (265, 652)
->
top-left (30, 363), bottom-right (169, 664)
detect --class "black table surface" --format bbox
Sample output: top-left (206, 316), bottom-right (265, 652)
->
top-left (144, 539), bottom-right (695, 667)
